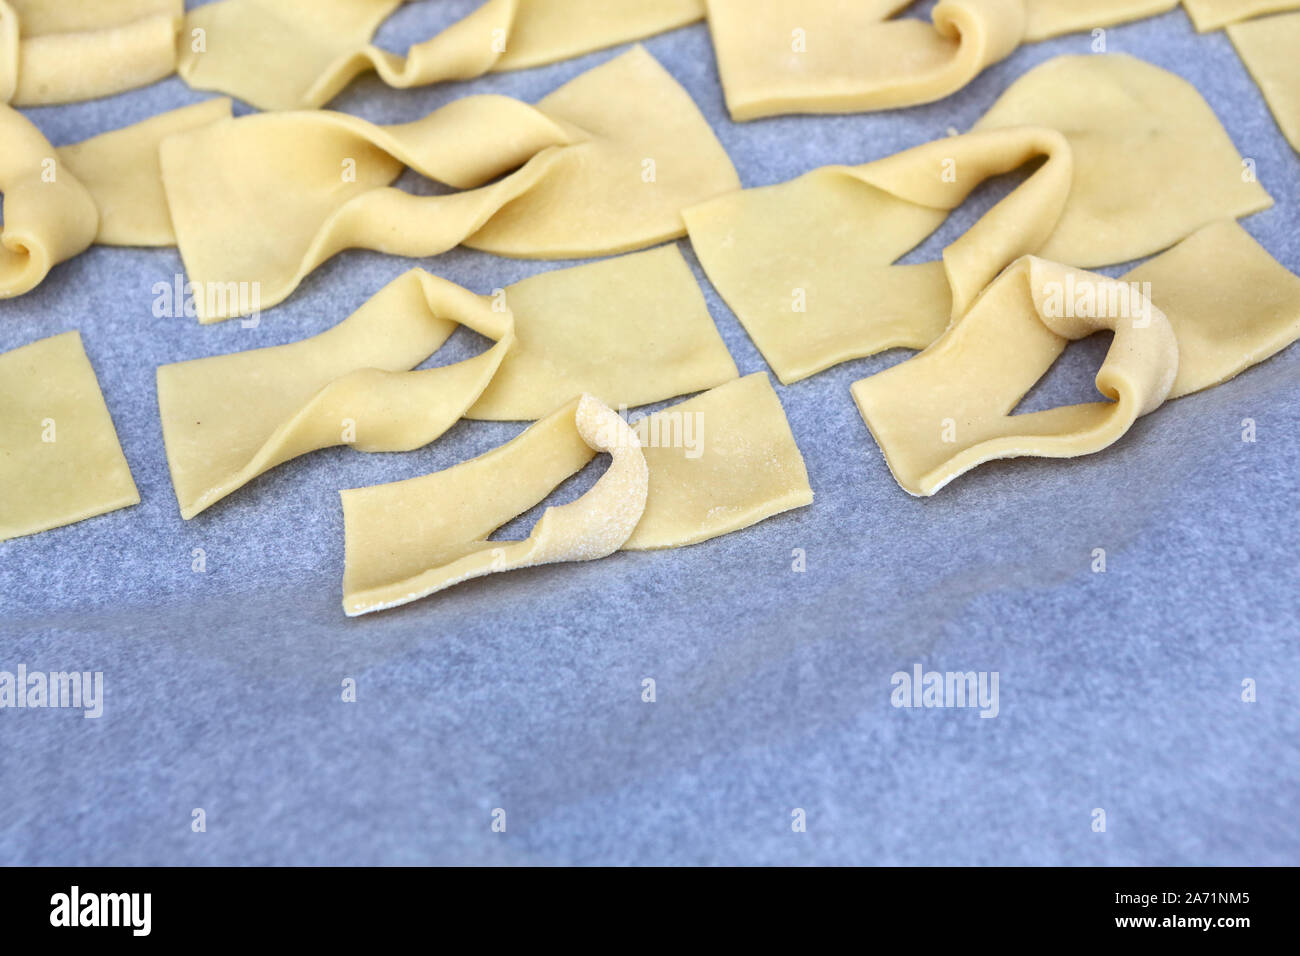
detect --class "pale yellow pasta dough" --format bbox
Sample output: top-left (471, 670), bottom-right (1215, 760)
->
top-left (1183, 0), bottom-right (1300, 31)
top-left (853, 259), bottom-right (1178, 496)
top-left (157, 246), bottom-right (736, 518)
top-left (623, 372), bottom-right (814, 550)
top-left (178, 0), bottom-right (705, 110)
top-left (341, 373), bottom-right (812, 613)
top-left (1228, 13), bottom-right (1300, 153)
top-left (0, 331), bottom-right (139, 542)
top-left (342, 395), bottom-right (649, 615)
top-left (0, 0), bottom-right (181, 106)
top-left (2, 99), bottom-right (236, 296)
top-left (852, 220), bottom-right (1300, 496)
top-left (1124, 220), bottom-right (1300, 399)
top-left (467, 245), bottom-right (739, 421)
top-left (159, 46), bottom-right (740, 322)
top-left (157, 270), bottom-right (514, 520)
top-left (1024, 0), bottom-right (1178, 39)
top-left (56, 98), bottom-right (234, 247)
top-left (0, 104), bottom-right (98, 298)
top-left (685, 54), bottom-right (1271, 384)
top-left (704, 0), bottom-right (1182, 120)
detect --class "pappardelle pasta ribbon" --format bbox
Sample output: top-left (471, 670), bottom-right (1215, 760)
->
top-left (178, 0), bottom-right (706, 110)
top-left (157, 245), bottom-right (739, 519)
top-left (704, 0), bottom-right (1300, 120)
top-left (160, 46), bottom-right (740, 321)
top-left (158, 269), bottom-right (515, 520)
top-left (172, 0), bottom-right (1300, 116)
top-left (341, 373), bottom-right (813, 614)
top-left (342, 394), bottom-right (650, 615)
top-left (852, 220), bottom-right (1300, 496)
top-left (854, 257), bottom-right (1179, 497)
top-left (704, 0), bottom-right (1181, 120)
top-left (684, 54), bottom-right (1271, 384)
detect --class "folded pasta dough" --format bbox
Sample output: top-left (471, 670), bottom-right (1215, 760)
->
top-left (1, 331), bottom-right (139, 542)
top-left (178, 0), bottom-right (705, 110)
top-left (1183, 0), bottom-right (1300, 31)
top-left (341, 373), bottom-right (812, 613)
top-left (853, 260), bottom-right (1177, 496)
top-left (685, 54), bottom-right (1271, 384)
top-left (1228, 13), bottom-right (1300, 153)
top-left (852, 220), bottom-right (1300, 496)
top-left (56, 98), bottom-right (234, 246)
top-left (0, 0), bottom-right (181, 106)
top-left (1, 104), bottom-right (98, 298)
top-left (1, 99), bottom-right (236, 296)
top-left (342, 394), bottom-right (649, 615)
top-left (467, 245), bottom-right (739, 421)
top-left (160, 46), bottom-right (740, 322)
top-left (157, 271), bottom-right (514, 520)
top-left (159, 245), bottom-right (737, 517)
top-left (704, 0), bottom-right (1181, 120)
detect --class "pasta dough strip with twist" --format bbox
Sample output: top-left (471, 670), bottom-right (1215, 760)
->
top-left (341, 373), bottom-right (812, 614)
top-left (178, 0), bottom-right (706, 110)
top-left (158, 270), bottom-right (514, 520)
top-left (159, 47), bottom-right (740, 322)
top-left (342, 395), bottom-right (650, 616)
top-left (854, 258), bottom-right (1179, 497)
top-left (157, 245), bottom-right (739, 519)
top-left (703, 0), bottom-right (1300, 120)
top-left (684, 55), bottom-right (1271, 384)
top-left (852, 220), bottom-right (1300, 496)
top-left (1, 98), bottom-right (234, 297)
top-left (704, 0), bottom-right (1185, 120)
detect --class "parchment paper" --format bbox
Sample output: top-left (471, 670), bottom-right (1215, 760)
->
top-left (1, 1), bottom-right (1296, 865)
